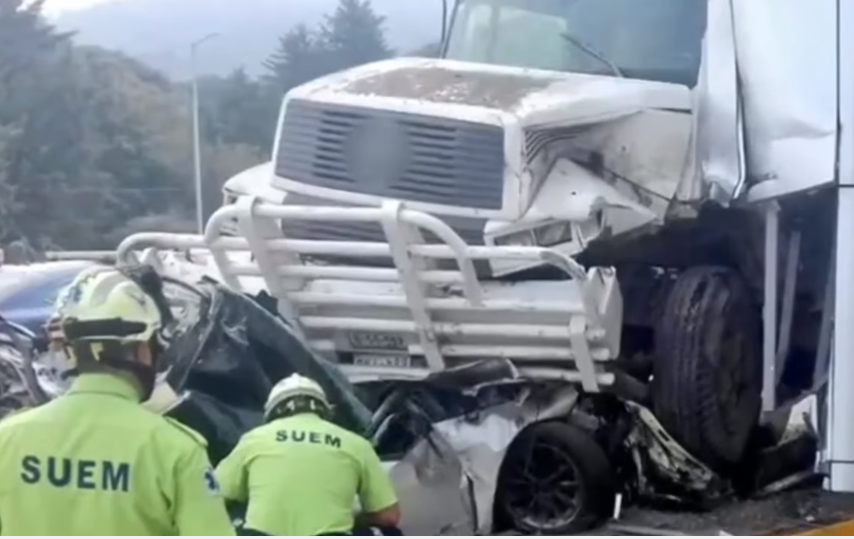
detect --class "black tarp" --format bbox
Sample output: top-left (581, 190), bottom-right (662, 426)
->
top-left (161, 283), bottom-right (372, 464)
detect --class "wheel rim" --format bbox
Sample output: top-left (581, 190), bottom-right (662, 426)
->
top-left (503, 433), bottom-right (584, 530)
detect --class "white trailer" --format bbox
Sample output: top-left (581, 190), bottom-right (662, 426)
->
top-left (115, 0), bottom-right (854, 533)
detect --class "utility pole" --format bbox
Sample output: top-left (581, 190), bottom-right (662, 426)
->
top-left (191, 32), bottom-right (219, 234)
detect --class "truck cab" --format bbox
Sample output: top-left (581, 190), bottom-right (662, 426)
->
top-left (268, 0), bottom-right (708, 278)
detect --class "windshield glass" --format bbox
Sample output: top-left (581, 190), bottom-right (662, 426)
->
top-left (445, 0), bottom-right (706, 87)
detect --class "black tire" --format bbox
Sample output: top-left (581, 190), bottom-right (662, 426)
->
top-left (652, 266), bottom-right (762, 469)
top-left (495, 421), bottom-right (615, 534)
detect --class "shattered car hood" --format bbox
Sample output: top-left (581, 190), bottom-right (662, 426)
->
top-left (159, 284), bottom-right (372, 464)
top-left (289, 57), bottom-right (691, 127)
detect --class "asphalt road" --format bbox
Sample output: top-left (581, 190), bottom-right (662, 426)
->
top-left (591, 488), bottom-right (854, 535)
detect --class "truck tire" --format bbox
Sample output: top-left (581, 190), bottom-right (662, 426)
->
top-left (652, 265), bottom-right (762, 469)
top-left (495, 421), bottom-right (615, 534)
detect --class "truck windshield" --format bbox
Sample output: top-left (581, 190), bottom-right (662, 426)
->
top-left (444, 0), bottom-right (706, 87)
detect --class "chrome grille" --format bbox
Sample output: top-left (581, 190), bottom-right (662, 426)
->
top-left (276, 99), bottom-right (505, 210)
top-left (278, 193), bottom-right (489, 274)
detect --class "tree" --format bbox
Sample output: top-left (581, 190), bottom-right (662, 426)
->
top-left (0, 0), bottom-right (84, 244)
top-left (261, 0), bottom-right (394, 104)
top-left (0, 1), bottom-right (196, 248)
top-left (319, 0), bottom-right (392, 73)
top-left (0, 0), bottom-right (399, 251)
top-left (0, 0), bottom-right (69, 99)
top-left (0, 125), bottom-right (19, 239)
top-left (200, 68), bottom-right (276, 152)
top-left (263, 24), bottom-right (330, 93)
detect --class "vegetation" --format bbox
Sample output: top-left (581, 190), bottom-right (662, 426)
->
top-left (0, 0), bottom-right (405, 250)
top-left (55, 0), bottom-right (441, 78)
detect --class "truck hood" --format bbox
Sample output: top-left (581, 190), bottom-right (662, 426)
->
top-left (288, 57), bottom-right (691, 127)
top-left (222, 162), bottom-right (282, 203)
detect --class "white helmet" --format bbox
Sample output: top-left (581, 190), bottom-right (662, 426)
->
top-left (45, 265), bottom-right (168, 400)
top-left (48, 266), bottom-right (163, 347)
top-left (264, 374), bottom-right (330, 420)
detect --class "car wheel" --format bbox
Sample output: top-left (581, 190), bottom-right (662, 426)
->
top-left (495, 421), bottom-right (615, 534)
top-left (652, 265), bottom-right (762, 469)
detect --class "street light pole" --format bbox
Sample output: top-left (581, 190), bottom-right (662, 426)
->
top-left (191, 32), bottom-right (219, 234)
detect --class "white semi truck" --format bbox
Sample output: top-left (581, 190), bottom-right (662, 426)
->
top-left (115, 0), bottom-right (854, 533)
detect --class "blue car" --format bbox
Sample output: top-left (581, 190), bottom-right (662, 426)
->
top-left (0, 261), bottom-right (96, 334)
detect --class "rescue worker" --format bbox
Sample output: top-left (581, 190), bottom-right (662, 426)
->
top-left (215, 373), bottom-right (402, 536)
top-left (0, 265), bottom-right (236, 535)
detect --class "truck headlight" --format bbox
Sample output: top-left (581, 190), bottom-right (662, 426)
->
top-left (493, 230), bottom-right (536, 246)
top-left (493, 222), bottom-right (574, 247)
top-left (534, 221), bottom-right (574, 246)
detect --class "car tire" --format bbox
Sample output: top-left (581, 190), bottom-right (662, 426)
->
top-left (652, 265), bottom-right (762, 469)
top-left (495, 421), bottom-right (615, 535)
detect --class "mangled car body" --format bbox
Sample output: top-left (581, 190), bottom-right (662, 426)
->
top-left (0, 318), bottom-right (44, 416)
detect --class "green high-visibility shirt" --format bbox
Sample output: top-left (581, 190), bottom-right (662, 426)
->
top-left (0, 374), bottom-right (236, 536)
top-left (216, 413), bottom-right (397, 536)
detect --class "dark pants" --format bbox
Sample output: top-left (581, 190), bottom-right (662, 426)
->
top-left (321, 527), bottom-right (403, 536)
top-left (241, 526), bottom-right (403, 536)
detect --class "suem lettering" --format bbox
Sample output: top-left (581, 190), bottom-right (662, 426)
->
top-left (20, 455), bottom-right (131, 491)
top-left (275, 429), bottom-right (342, 448)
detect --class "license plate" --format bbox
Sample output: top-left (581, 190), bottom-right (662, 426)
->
top-left (347, 331), bottom-right (405, 351)
top-left (353, 354), bottom-right (412, 368)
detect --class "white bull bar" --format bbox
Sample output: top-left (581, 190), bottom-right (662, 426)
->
top-left (117, 197), bottom-right (623, 392)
